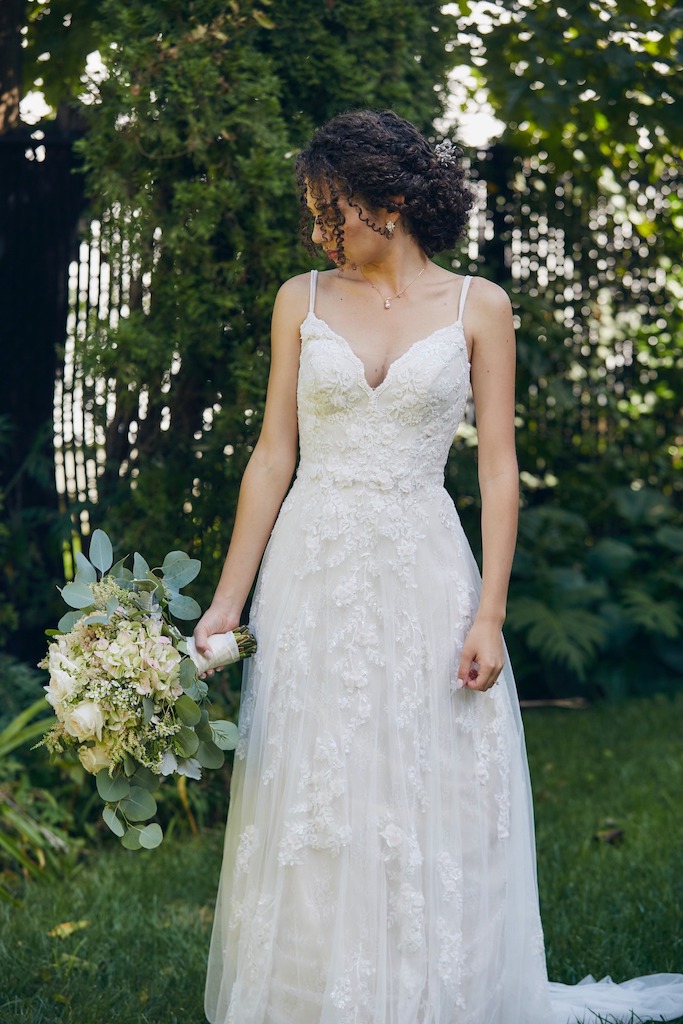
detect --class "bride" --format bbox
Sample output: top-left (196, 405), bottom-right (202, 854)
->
top-left (194, 109), bottom-right (683, 1024)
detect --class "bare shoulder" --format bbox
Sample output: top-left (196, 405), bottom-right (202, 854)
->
top-left (468, 276), bottom-right (512, 319)
top-left (272, 271), bottom-right (313, 336)
top-left (274, 271), bottom-right (311, 312)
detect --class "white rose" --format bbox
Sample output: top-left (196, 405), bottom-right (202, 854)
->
top-left (63, 701), bottom-right (105, 742)
top-left (78, 742), bottom-right (112, 775)
top-left (45, 668), bottom-right (80, 717)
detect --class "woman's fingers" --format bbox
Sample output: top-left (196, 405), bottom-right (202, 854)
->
top-left (466, 659), bottom-right (502, 691)
top-left (456, 648), bottom-right (503, 692)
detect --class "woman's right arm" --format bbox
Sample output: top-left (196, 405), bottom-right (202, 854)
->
top-left (193, 274), bottom-right (308, 653)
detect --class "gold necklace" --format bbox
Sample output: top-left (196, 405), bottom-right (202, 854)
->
top-left (361, 262), bottom-right (428, 309)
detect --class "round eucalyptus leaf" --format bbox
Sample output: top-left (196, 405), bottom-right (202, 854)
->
top-left (60, 582), bottom-right (95, 609)
top-left (176, 694), bottom-right (201, 726)
top-left (89, 529), bottom-right (114, 574)
top-left (120, 828), bottom-right (142, 851)
top-left (139, 823), bottom-right (163, 850)
top-left (123, 753), bottom-right (138, 777)
top-left (120, 786), bottom-right (157, 822)
top-left (163, 550), bottom-right (190, 570)
top-left (196, 740), bottom-right (225, 770)
top-left (132, 766), bottom-right (161, 792)
top-left (102, 806), bottom-right (125, 837)
top-left (210, 720), bottom-right (240, 751)
top-left (182, 677), bottom-right (209, 702)
top-left (58, 609), bottom-right (84, 632)
top-left (96, 772), bottom-right (130, 803)
top-left (175, 725), bottom-right (199, 758)
top-left (168, 594), bottom-right (202, 621)
top-left (162, 559), bottom-right (201, 590)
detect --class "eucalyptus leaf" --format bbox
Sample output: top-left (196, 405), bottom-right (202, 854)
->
top-left (168, 594), bottom-right (201, 620)
top-left (139, 823), bottom-right (163, 850)
top-left (60, 582), bottom-right (95, 610)
top-left (132, 766), bottom-right (161, 793)
top-left (102, 806), bottom-right (125, 837)
top-left (96, 772), bottom-right (130, 803)
top-left (175, 725), bottom-right (199, 758)
top-left (120, 786), bottom-right (157, 822)
top-left (196, 740), bottom-right (225, 770)
top-left (195, 711), bottom-right (213, 743)
top-left (110, 555), bottom-right (131, 579)
top-left (106, 597), bottom-right (120, 616)
top-left (75, 552), bottom-right (97, 584)
top-left (133, 552), bottom-right (151, 579)
top-left (120, 828), bottom-right (142, 850)
top-left (179, 657), bottom-right (198, 689)
top-left (162, 559), bottom-right (201, 590)
top-left (182, 677), bottom-right (208, 702)
top-left (162, 550), bottom-right (190, 569)
top-left (142, 697), bottom-right (155, 724)
top-left (89, 529), bottom-right (114, 574)
top-left (175, 694), bottom-right (201, 726)
top-left (123, 754), bottom-right (138, 777)
top-left (210, 720), bottom-right (239, 751)
top-left (57, 610), bottom-right (83, 632)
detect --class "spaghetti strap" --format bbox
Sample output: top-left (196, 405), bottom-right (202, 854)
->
top-left (309, 269), bottom-right (318, 314)
top-left (457, 275), bottom-right (472, 324)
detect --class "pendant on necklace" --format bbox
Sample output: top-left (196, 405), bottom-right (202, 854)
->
top-left (384, 299), bottom-right (391, 309)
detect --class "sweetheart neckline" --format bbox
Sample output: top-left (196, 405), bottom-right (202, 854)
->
top-left (301, 311), bottom-right (470, 395)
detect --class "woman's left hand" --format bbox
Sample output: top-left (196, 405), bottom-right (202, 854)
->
top-left (455, 619), bottom-right (505, 692)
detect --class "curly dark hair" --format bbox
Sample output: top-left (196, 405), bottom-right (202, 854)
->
top-left (295, 109), bottom-right (475, 262)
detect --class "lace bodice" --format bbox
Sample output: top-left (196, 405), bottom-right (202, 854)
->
top-left (296, 271), bottom-right (471, 495)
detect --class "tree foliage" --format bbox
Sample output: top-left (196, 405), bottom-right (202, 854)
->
top-left (448, 0), bottom-right (683, 697)
top-left (23, 0), bottom-right (683, 699)
top-left (22, 0), bottom-right (106, 113)
top-left (67, 0), bottom-right (455, 611)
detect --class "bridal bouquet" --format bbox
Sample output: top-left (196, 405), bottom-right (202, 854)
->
top-left (39, 529), bottom-right (255, 850)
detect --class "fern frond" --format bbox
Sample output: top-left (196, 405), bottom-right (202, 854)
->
top-left (506, 598), bottom-right (606, 680)
top-left (620, 587), bottom-right (682, 638)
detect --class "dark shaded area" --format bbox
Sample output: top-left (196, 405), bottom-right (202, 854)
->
top-left (0, 123), bottom-right (85, 661)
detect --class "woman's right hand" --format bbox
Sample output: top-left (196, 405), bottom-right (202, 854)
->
top-left (193, 603), bottom-right (242, 659)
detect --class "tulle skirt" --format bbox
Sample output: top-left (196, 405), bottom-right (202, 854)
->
top-left (204, 479), bottom-right (683, 1024)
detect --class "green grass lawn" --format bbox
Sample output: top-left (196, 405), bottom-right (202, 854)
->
top-left (0, 692), bottom-right (682, 1024)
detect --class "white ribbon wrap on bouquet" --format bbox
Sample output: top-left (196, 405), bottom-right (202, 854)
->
top-left (186, 631), bottom-right (241, 674)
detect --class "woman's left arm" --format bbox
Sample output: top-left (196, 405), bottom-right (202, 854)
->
top-left (456, 279), bottom-right (518, 693)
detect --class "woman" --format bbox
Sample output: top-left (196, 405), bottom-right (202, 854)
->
top-left (195, 110), bottom-right (683, 1024)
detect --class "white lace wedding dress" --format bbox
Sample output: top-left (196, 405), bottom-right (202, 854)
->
top-left (205, 272), bottom-right (683, 1024)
